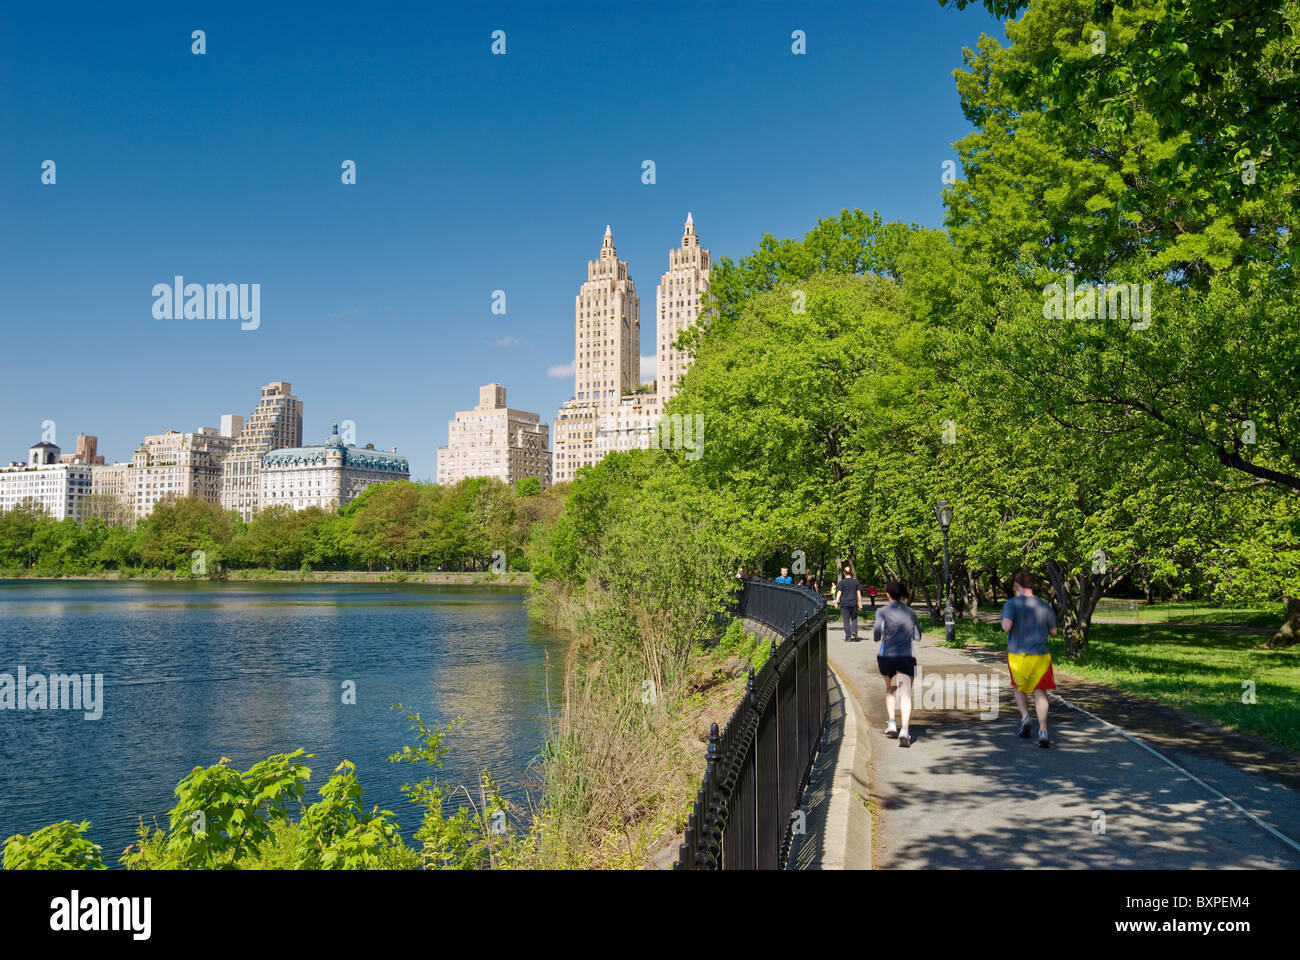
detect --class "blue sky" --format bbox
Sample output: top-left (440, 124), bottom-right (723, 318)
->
top-left (0, 1), bottom-right (1004, 480)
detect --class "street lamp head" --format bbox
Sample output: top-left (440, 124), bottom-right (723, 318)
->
top-left (935, 499), bottom-right (953, 530)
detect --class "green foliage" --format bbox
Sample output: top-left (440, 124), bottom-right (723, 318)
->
top-left (7, 711), bottom-right (532, 870)
top-left (387, 707), bottom-right (533, 869)
top-left (1, 820), bottom-right (105, 870)
top-left (0, 478), bottom-right (569, 578)
top-left (129, 750), bottom-right (314, 869)
top-left (297, 761), bottom-right (410, 869)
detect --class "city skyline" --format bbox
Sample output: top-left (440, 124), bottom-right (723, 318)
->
top-left (0, 2), bottom-right (1006, 479)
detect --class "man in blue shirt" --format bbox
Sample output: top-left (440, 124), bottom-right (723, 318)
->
top-left (1001, 570), bottom-right (1059, 747)
top-left (774, 566), bottom-right (793, 585)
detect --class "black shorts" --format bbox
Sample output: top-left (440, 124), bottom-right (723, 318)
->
top-left (877, 656), bottom-right (916, 679)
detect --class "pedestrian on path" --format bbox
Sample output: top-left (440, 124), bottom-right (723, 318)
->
top-left (867, 584), bottom-right (877, 609)
top-left (834, 564), bottom-right (863, 642)
top-left (875, 581), bottom-right (920, 747)
top-left (1001, 570), bottom-right (1059, 748)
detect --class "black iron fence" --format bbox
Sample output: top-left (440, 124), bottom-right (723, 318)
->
top-left (676, 580), bottom-right (828, 869)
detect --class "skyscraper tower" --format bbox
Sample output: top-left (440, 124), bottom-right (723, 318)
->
top-left (655, 212), bottom-right (710, 410)
top-left (553, 226), bottom-right (643, 484)
top-left (220, 381), bottom-right (303, 520)
top-left (576, 225), bottom-right (640, 405)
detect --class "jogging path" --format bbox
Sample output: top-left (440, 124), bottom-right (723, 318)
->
top-left (823, 614), bottom-right (1300, 869)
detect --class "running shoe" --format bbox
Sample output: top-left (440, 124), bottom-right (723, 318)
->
top-left (1038, 730), bottom-right (1051, 749)
top-left (898, 729), bottom-right (911, 748)
top-left (884, 720), bottom-right (898, 738)
top-left (1017, 715), bottom-right (1033, 738)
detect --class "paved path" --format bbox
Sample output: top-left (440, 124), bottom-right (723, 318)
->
top-left (826, 614), bottom-right (1300, 869)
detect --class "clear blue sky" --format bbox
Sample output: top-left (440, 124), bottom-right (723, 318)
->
top-left (0, 1), bottom-right (1004, 480)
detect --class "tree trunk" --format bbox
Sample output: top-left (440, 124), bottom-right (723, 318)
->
top-left (1044, 561), bottom-right (1112, 659)
top-left (917, 580), bottom-right (939, 621)
top-left (1270, 597), bottom-right (1300, 647)
top-left (897, 551), bottom-right (939, 620)
top-left (964, 567), bottom-right (980, 621)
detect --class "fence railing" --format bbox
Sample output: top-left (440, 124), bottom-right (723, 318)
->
top-left (676, 580), bottom-right (828, 869)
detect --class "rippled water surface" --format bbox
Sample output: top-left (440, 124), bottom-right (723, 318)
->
top-left (0, 580), bottom-right (570, 864)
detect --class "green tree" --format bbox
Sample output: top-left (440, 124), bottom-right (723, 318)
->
top-left (136, 495), bottom-right (235, 573)
top-left (938, 0), bottom-right (1300, 640)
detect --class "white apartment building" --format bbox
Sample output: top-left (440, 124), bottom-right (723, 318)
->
top-left (0, 442), bottom-right (95, 520)
top-left (261, 425), bottom-right (409, 510)
top-left (437, 383), bottom-right (551, 489)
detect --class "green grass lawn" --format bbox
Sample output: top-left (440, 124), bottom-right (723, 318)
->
top-left (1091, 599), bottom-right (1283, 627)
top-left (921, 616), bottom-right (1300, 753)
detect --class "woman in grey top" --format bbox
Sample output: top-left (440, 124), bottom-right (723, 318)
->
top-left (874, 582), bottom-right (921, 747)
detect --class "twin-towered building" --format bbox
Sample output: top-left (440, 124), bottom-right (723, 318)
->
top-left (433, 214), bottom-right (710, 490)
top-left (552, 214), bottom-right (711, 484)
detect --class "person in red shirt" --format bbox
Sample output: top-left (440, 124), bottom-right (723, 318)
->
top-left (867, 584), bottom-right (878, 609)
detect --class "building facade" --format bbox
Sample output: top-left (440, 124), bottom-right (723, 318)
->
top-left (123, 428), bottom-right (238, 518)
top-left (85, 418), bottom-right (242, 520)
top-left (552, 215), bottom-right (709, 484)
top-left (261, 425), bottom-right (409, 510)
top-left (220, 381), bottom-right (303, 520)
top-left (0, 442), bottom-right (95, 520)
top-left (437, 383), bottom-right (551, 489)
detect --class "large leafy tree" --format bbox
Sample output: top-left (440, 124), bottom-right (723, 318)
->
top-left (939, 0), bottom-right (1300, 640)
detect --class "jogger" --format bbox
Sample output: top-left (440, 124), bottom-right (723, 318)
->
top-left (875, 582), bottom-right (921, 747)
top-left (1001, 570), bottom-right (1059, 748)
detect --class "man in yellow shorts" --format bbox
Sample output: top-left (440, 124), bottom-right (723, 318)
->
top-left (1001, 570), bottom-right (1059, 748)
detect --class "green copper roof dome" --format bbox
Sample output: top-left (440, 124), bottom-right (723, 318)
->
top-left (263, 424), bottom-right (409, 472)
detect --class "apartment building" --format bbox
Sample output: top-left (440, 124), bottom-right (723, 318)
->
top-left (262, 424), bottom-right (409, 510)
top-left (437, 383), bottom-right (551, 489)
top-left (0, 442), bottom-right (95, 520)
top-left (220, 381), bottom-right (303, 520)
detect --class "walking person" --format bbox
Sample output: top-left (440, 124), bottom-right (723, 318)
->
top-left (875, 581), bottom-right (921, 747)
top-left (1001, 570), bottom-right (1059, 748)
top-left (775, 566), bottom-right (793, 585)
top-left (867, 584), bottom-right (877, 609)
top-left (834, 563), bottom-right (863, 642)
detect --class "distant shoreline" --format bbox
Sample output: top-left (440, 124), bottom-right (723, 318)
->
top-left (0, 570), bottom-right (534, 586)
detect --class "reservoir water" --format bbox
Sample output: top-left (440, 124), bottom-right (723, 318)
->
top-left (0, 580), bottom-right (570, 865)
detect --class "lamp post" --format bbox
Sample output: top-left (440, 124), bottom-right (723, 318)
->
top-left (935, 500), bottom-right (955, 645)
